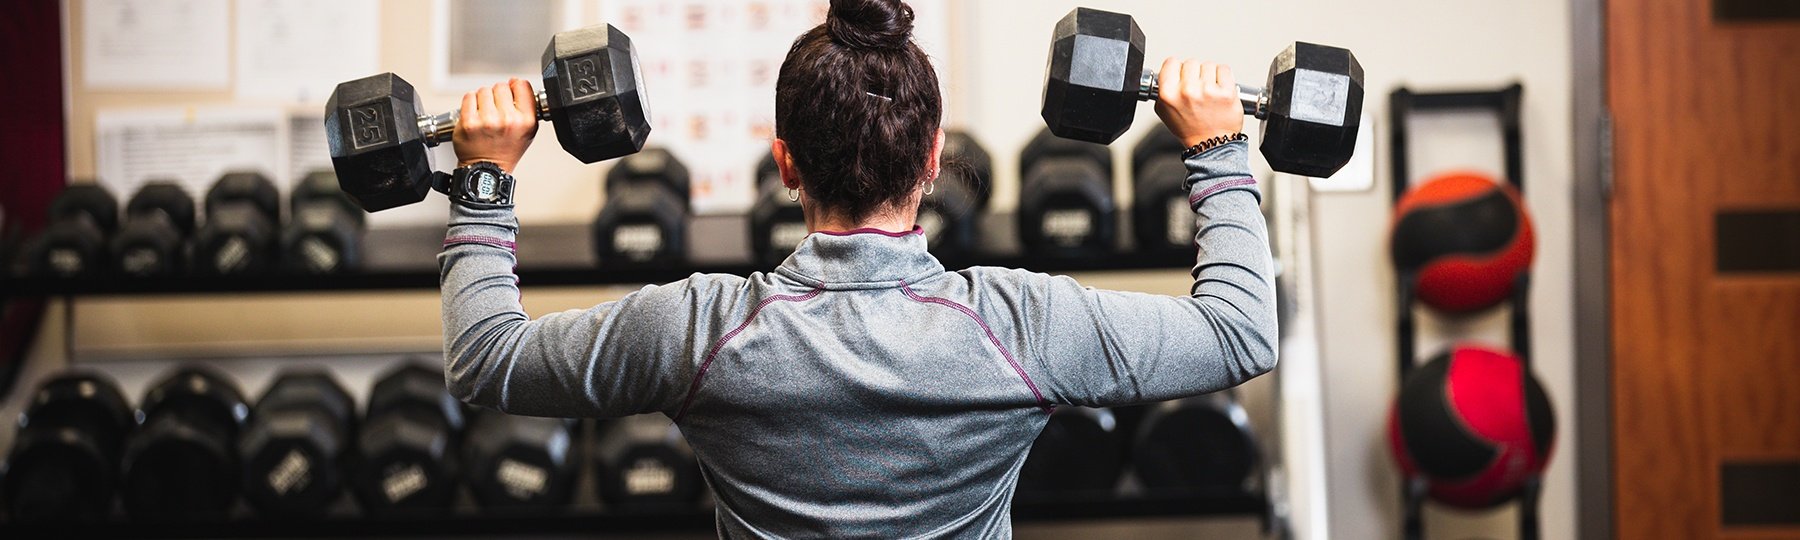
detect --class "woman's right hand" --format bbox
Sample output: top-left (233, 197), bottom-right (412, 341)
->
top-left (1151, 57), bottom-right (1245, 149)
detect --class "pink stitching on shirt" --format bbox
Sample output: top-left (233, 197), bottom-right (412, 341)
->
top-left (897, 281), bottom-right (1055, 414)
top-left (813, 226), bottom-right (923, 238)
top-left (1188, 177), bottom-right (1258, 206)
top-left (444, 235), bottom-right (518, 252)
top-left (674, 288), bottom-right (825, 421)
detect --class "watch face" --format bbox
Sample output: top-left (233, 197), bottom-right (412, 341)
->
top-left (471, 171), bottom-right (499, 202)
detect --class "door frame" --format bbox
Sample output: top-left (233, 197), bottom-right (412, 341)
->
top-left (1570, 0), bottom-right (1612, 538)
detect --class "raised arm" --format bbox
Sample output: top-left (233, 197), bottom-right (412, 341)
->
top-left (435, 79), bottom-right (693, 417)
top-left (1010, 58), bottom-right (1278, 406)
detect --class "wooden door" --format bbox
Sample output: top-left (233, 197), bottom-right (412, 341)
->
top-left (1609, 0), bottom-right (1800, 537)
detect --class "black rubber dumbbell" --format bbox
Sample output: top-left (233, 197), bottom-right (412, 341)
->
top-left (916, 130), bottom-right (989, 263)
top-left (353, 363), bottom-right (466, 515)
top-left (111, 182), bottom-right (196, 277)
top-left (1130, 129), bottom-right (1198, 254)
top-left (593, 414), bottom-right (702, 512)
top-left (282, 171), bottom-right (365, 274)
top-left (193, 172), bottom-right (281, 275)
top-left (463, 410), bottom-right (578, 510)
top-left (120, 365), bottom-right (252, 521)
top-left (1, 372), bottom-right (134, 520)
top-left (1017, 406), bottom-right (1125, 499)
top-left (747, 154), bottom-right (808, 267)
top-left (1042, 7), bottom-right (1364, 177)
top-left (1132, 393), bottom-right (1260, 494)
top-left (1018, 128), bottom-right (1117, 258)
top-left (19, 184), bottom-right (117, 277)
top-left (592, 148), bottom-right (690, 268)
top-left (327, 24), bottom-right (650, 212)
top-left (239, 369), bottom-right (356, 518)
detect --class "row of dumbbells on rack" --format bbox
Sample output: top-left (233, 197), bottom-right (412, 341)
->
top-left (13, 171), bottom-right (365, 278)
top-left (0, 363), bottom-right (703, 521)
top-left (13, 124), bottom-right (1233, 280)
top-left (599, 125), bottom-right (1242, 268)
top-left (1, 363), bottom-right (1262, 522)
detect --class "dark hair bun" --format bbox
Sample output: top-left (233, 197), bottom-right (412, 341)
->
top-left (826, 0), bottom-right (914, 51)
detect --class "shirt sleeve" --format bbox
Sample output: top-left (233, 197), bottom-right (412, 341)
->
top-left (437, 202), bottom-right (701, 417)
top-left (1004, 140), bottom-right (1279, 406)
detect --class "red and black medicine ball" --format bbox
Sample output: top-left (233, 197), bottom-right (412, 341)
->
top-left (1387, 344), bottom-right (1555, 509)
top-left (1389, 171), bottom-right (1535, 313)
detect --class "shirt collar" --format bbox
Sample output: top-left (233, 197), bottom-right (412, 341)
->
top-left (774, 227), bottom-right (945, 290)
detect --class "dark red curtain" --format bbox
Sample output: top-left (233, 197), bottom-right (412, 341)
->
top-left (0, 0), bottom-right (62, 398)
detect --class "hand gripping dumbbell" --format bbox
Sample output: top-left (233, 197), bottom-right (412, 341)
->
top-left (592, 148), bottom-right (690, 268)
top-left (111, 182), bottom-right (196, 277)
top-left (239, 369), bottom-right (357, 518)
top-left (120, 365), bottom-right (253, 521)
top-left (283, 171), bottom-right (366, 274)
top-left (1041, 7), bottom-right (1364, 178)
top-left (2, 372), bottom-right (134, 520)
top-left (194, 172), bottom-right (282, 275)
top-left (18, 184), bottom-right (117, 277)
top-left (326, 24), bottom-right (651, 212)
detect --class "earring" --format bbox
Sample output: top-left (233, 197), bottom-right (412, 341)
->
top-left (923, 181), bottom-right (936, 196)
top-left (787, 187), bottom-right (800, 202)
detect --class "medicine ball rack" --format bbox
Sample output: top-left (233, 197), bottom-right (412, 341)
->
top-left (1388, 83), bottom-right (1542, 540)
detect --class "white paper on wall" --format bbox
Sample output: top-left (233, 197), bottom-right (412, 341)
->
top-left (235, 0), bottom-right (380, 103)
top-left (94, 108), bottom-right (289, 206)
top-left (432, 0), bottom-right (585, 92)
top-left (82, 0), bottom-right (230, 89)
top-left (597, 0), bottom-right (951, 214)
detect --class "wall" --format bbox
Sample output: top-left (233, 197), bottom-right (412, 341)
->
top-left (38, 1), bottom-right (1579, 538)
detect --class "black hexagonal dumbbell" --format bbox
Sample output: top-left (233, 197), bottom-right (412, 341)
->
top-left (353, 363), bottom-right (466, 515)
top-left (1017, 406), bottom-right (1125, 500)
top-left (111, 182), bottom-right (196, 277)
top-left (18, 184), bottom-right (117, 277)
top-left (1132, 393), bottom-right (1260, 495)
top-left (282, 171), bottom-right (366, 274)
top-left (2, 372), bottom-right (134, 520)
top-left (120, 365), bottom-right (253, 521)
top-left (748, 154), bottom-right (808, 267)
top-left (194, 172), bottom-right (281, 275)
top-left (592, 148), bottom-right (690, 268)
top-left (593, 414), bottom-right (702, 512)
top-left (1017, 128), bottom-right (1117, 258)
top-left (462, 410), bottom-right (578, 510)
top-left (915, 130), bottom-right (988, 263)
top-left (238, 369), bottom-right (356, 518)
top-left (1041, 7), bottom-right (1364, 178)
top-left (1131, 128), bottom-right (1199, 254)
top-left (326, 24), bottom-right (651, 212)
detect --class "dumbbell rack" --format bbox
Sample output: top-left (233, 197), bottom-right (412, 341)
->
top-left (0, 210), bottom-right (1276, 536)
top-left (1388, 83), bottom-right (1543, 540)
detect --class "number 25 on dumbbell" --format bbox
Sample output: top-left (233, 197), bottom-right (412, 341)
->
top-left (325, 24), bottom-right (652, 212)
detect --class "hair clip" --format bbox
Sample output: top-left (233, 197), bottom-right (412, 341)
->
top-left (865, 91), bottom-right (893, 103)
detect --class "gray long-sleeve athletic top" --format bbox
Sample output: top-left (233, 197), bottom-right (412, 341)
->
top-left (438, 140), bottom-right (1277, 538)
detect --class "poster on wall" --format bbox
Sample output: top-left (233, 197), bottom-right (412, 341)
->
top-left (431, 0), bottom-right (585, 93)
top-left (596, 0), bottom-right (950, 213)
top-left (93, 108), bottom-right (289, 205)
top-left (235, 0), bottom-right (380, 103)
top-left (82, 0), bottom-right (230, 89)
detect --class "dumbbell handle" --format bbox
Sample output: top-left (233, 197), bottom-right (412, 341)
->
top-left (416, 89), bottom-right (553, 146)
top-left (1137, 70), bottom-right (1268, 119)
